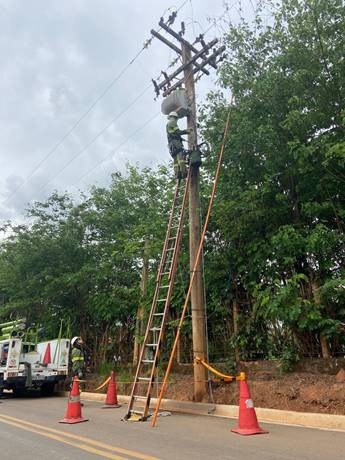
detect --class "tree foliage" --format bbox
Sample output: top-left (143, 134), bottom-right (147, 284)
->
top-left (0, 0), bottom-right (344, 367)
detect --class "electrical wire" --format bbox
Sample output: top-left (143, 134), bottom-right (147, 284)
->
top-left (77, 111), bottom-right (161, 186)
top-left (3, 0), bottom-right (190, 207)
top-left (5, 0), bottom-right (225, 208)
top-left (74, 61), bottom-right (200, 187)
top-left (38, 45), bottom-right (201, 195)
top-left (36, 83), bottom-right (152, 195)
top-left (3, 50), bottom-right (149, 206)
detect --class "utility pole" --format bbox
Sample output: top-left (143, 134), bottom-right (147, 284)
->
top-left (151, 13), bottom-right (225, 401)
top-left (182, 44), bottom-right (207, 401)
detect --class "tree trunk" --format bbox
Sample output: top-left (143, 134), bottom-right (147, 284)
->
top-left (320, 334), bottom-right (331, 359)
top-left (133, 240), bottom-right (149, 366)
top-left (311, 281), bottom-right (331, 358)
top-left (232, 300), bottom-right (240, 362)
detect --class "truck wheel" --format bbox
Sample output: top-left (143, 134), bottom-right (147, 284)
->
top-left (40, 383), bottom-right (55, 397)
top-left (13, 387), bottom-right (26, 397)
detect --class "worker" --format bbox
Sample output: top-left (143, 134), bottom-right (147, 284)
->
top-left (70, 336), bottom-right (86, 389)
top-left (166, 111), bottom-right (191, 179)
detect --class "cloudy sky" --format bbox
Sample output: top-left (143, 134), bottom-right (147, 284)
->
top-left (0, 0), bottom-right (256, 221)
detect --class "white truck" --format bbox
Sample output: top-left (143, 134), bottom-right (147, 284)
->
top-left (0, 324), bottom-right (70, 396)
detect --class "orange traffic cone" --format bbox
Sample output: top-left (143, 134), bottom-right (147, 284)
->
top-left (59, 376), bottom-right (88, 424)
top-left (231, 378), bottom-right (268, 435)
top-left (42, 343), bottom-right (51, 364)
top-left (102, 371), bottom-right (121, 409)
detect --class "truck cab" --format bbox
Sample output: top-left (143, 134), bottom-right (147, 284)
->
top-left (0, 337), bottom-right (70, 396)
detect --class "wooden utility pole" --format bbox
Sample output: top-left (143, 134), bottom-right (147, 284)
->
top-left (182, 44), bottom-right (207, 400)
top-left (151, 14), bottom-right (225, 401)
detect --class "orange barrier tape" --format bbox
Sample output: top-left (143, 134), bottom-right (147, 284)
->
top-left (194, 358), bottom-right (246, 382)
top-left (92, 376), bottom-right (111, 392)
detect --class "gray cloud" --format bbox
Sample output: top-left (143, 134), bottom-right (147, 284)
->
top-left (0, 0), bottom-right (254, 221)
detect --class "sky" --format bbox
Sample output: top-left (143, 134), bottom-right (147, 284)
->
top-left (0, 0), bottom-right (257, 222)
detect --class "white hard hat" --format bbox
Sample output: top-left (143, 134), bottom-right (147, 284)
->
top-left (71, 336), bottom-right (80, 346)
top-left (168, 111), bottom-right (178, 118)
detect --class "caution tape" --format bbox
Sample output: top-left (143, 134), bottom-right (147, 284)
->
top-left (194, 358), bottom-right (246, 381)
top-left (80, 374), bottom-right (245, 392)
top-left (92, 376), bottom-right (111, 392)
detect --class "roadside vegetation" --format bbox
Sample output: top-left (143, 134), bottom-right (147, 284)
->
top-left (0, 0), bottom-right (344, 372)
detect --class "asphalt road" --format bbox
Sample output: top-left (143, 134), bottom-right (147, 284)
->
top-left (0, 393), bottom-right (344, 460)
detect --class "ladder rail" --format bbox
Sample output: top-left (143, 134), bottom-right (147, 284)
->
top-left (155, 181), bottom-right (181, 282)
top-left (126, 178), bottom-right (186, 415)
top-left (141, 171), bottom-right (191, 418)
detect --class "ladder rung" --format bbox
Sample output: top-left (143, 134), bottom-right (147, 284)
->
top-left (128, 181), bottom-right (187, 422)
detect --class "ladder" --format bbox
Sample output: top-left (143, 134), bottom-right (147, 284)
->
top-left (125, 172), bottom-right (190, 421)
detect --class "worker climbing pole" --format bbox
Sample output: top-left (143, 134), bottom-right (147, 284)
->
top-left (166, 111), bottom-right (191, 179)
top-left (151, 100), bottom-right (234, 427)
top-left (126, 12), bottom-right (227, 421)
top-left (152, 13), bottom-right (226, 403)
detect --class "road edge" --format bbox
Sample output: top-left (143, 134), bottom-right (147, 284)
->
top-left (67, 392), bottom-right (345, 433)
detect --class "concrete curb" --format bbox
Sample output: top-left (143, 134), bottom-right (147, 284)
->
top-left (73, 392), bottom-right (345, 433)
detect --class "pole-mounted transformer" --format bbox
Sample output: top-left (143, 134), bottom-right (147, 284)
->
top-left (161, 89), bottom-right (202, 167)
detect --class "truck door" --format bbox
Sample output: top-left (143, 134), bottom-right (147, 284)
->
top-left (7, 339), bottom-right (21, 370)
top-left (0, 342), bottom-right (9, 367)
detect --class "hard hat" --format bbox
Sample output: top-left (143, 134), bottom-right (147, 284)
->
top-left (71, 336), bottom-right (80, 346)
top-left (168, 111), bottom-right (178, 118)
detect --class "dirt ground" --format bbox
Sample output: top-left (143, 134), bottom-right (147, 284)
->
top-left (85, 359), bottom-right (345, 416)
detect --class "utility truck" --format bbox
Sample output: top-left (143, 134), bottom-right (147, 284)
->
top-left (0, 319), bottom-right (70, 396)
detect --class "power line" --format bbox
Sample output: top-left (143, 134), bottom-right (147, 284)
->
top-left (3, 0), bottom-right (190, 206)
top-left (36, 56), bottom-right (200, 198)
top-left (77, 112), bottom-right (161, 187)
top-left (4, 48), bottom-right (148, 206)
top-left (34, 24), bottom-right (212, 197)
top-left (37, 83), bottom-right (153, 195)
top-left (4, 0), bottom-right (224, 209)
top-left (76, 64), bottom-right (200, 189)
top-left (37, 61), bottom-right (198, 196)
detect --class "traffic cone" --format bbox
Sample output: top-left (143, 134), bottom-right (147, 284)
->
top-left (42, 343), bottom-right (51, 364)
top-left (231, 378), bottom-right (268, 435)
top-left (102, 371), bottom-right (121, 409)
top-left (59, 376), bottom-right (88, 424)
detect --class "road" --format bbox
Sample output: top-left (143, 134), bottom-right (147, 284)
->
top-left (0, 394), bottom-right (344, 460)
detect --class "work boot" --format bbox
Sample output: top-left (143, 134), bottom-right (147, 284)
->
top-left (179, 163), bottom-right (187, 179)
top-left (174, 165), bottom-right (179, 180)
